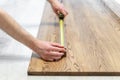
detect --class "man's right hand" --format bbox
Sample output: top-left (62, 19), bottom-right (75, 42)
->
top-left (33, 40), bottom-right (66, 61)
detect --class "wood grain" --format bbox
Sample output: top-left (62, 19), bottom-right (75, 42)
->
top-left (28, 0), bottom-right (120, 76)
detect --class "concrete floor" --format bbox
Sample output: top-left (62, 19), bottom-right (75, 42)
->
top-left (0, 0), bottom-right (120, 80)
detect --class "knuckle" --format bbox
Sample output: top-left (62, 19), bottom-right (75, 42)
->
top-left (46, 48), bottom-right (51, 51)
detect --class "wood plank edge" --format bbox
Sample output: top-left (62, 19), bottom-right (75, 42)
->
top-left (27, 71), bottom-right (120, 76)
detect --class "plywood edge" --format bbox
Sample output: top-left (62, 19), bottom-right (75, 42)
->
top-left (28, 71), bottom-right (120, 76)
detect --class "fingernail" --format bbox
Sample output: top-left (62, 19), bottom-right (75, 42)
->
top-left (64, 51), bottom-right (66, 54)
top-left (62, 52), bottom-right (66, 57)
top-left (53, 59), bottom-right (57, 61)
top-left (62, 53), bottom-right (64, 55)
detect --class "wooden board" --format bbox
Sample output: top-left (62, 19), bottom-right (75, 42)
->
top-left (28, 0), bottom-right (120, 76)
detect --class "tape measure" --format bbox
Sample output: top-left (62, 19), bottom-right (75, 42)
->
top-left (59, 19), bottom-right (64, 46)
top-left (58, 13), bottom-right (66, 57)
top-left (59, 13), bottom-right (64, 46)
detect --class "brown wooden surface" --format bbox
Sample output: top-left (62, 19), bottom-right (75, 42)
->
top-left (28, 0), bottom-right (120, 76)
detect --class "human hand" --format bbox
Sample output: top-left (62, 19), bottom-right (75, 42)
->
top-left (49, 0), bottom-right (68, 17)
top-left (33, 40), bottom-right (66, 61)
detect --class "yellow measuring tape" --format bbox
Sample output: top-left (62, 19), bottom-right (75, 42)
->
top-left (59, 19), bottom-right (64, 46)
top-left (59, 13), bottom-right (66, 57)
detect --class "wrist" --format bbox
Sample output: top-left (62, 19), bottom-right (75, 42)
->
top-left (21, 34), bottom-right (38, 51)
top-left (48, 0), bottom-right (57, 4)
top-left (26, 37), bottom-right (42, 53)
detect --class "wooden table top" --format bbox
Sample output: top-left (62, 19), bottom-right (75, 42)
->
top-left (28, 0), bottom-right (120, 76)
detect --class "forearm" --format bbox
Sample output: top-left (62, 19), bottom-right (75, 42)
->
top-left (48, 0), bottom-right (58, 4)
top-left (48, 0), bottom-right (55, 3)
top-left (0, 8), bottom-right (37, 49)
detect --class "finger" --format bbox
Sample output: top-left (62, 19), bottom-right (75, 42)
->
top-left (60, 9), bottom-right (68, 16)
top-left (54, 9), bottom-right (59, 15)
top-left (64, 9), bottom-right (68, 15)
top-left (56, 10), bottom-right (60, 15)
top-left (51, 47), bottom-right (66, 52)
top-left (49, 51), bottom-right (64, 57)
top-left (51, 43), bottom-right (64, 48)
top-left (41, 56), bottom-right (54, 62)
top-left (47, 58), bottom-right (54, 62)
top-left (59, 5), bottom-right (68, 16)
top-left (52, 56), bottom-right (62, 60)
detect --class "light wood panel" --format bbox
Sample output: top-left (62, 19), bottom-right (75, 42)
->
top-left (28, 0), bottom-right (120, 76)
